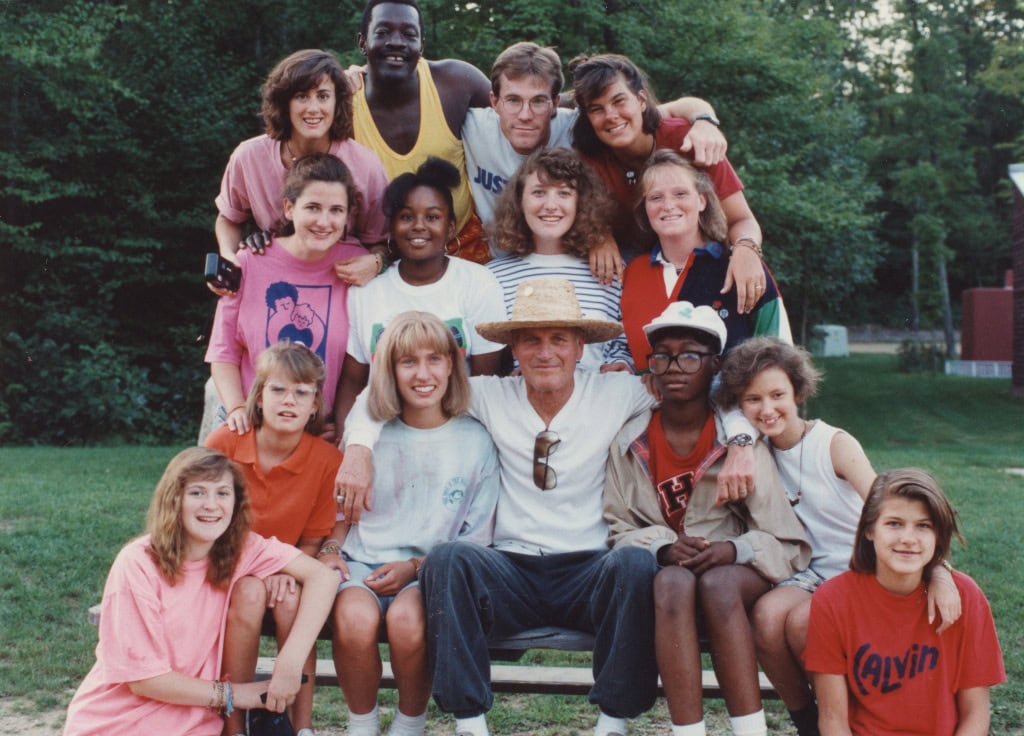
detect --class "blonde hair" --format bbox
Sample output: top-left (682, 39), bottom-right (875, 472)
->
top-left (367, 311), bottom-right (470, 422)
top-left (635, 150), bottom-right (728, 244)
top-left (245, 342), bottom-right (327, 434)
top-left (146, 447), bottom-right (250, 588)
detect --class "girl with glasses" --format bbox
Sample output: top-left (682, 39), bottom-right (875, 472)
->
top-left (206, 342), bottom-right (341, 736)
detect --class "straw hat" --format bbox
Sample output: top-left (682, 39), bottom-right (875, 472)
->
top-left (476, 277), bottom-right (623, 345)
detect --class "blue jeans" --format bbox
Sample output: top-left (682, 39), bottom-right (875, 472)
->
top-left (420, 541), bottom-right (659, 719)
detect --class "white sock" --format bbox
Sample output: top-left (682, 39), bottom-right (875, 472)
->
top-left (672, 721), bottom-right (707, 736)
top-left (454, 714), bottom-right (490, 736)
top-left (594, 711), bottom-right (627, 736)
top-left (387, 709), bottom-right (427, 736)
top-left (730, 710), bottom-right (767, 736)
top-left (347, 704), bottom-right (380, 736)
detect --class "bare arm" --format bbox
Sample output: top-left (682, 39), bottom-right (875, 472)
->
top-left (129, 672), bottom-right (269, 711)
top-left (812, 673), bottom-right (853, 736)
top-left (830, 431), bottom-right (875, 499)
top-left (262, 554), bottom-right (337, 712)
top-left (720, 191), bottom-right (765, 314)
top-left (657, 96), bottom-right (727, 165)
top-left (214, 214), bottom-right (245, 263)
top-left (332, 355), bottom-right (371, 438)
top-left (953, 687), bottom-right (991, 736)
top-left (469, 351), bottom-right (502, 377)
top-left (210, 362), bottom-right (250, 435)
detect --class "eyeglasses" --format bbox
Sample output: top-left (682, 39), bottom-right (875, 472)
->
top-left (533, 429), bottom-right (560, 490)
top-left (646, 351), bottom-right (715, 376)
top-left (266, 383), bottom-right (317, 401)
top-left (499, 95), bottom-right (554, 116)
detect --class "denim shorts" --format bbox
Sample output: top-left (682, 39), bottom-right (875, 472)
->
top-left (776, 566), bottom-right (826, 594)
top-left (338, 557), bottom-right (420, 614)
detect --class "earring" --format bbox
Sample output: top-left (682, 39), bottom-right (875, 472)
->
top-left (386, 238), bottom-right (398, 259)
top-left (445, 235), bottom-right (463, 257)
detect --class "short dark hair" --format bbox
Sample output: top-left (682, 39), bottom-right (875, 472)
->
top-left (850, 468), bottom-right (964, 581)
top-left (716, 337), bottom-right (821, 409)
top-left (261, 49), bottom-right (353, 141)
top-left (569, 53), bottom-right (661, 157)
top-left (383, 157), bottom-right (460, 223)
top-left (491, 42), bottom-right (563, 99)
top-left (360, 0), bottom-right (423, 38)
top-left (491, 147), bottom-right (611, 259)
top-left (279, 153), bottom-right (359, 235)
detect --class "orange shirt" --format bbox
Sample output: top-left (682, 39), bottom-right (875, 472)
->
top-left (206, 427), bottom-right (341, 544)
top-left (647, 410), bottom-right (716, 533)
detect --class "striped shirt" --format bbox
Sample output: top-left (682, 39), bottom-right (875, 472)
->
top-left (486, 252), bottom-right (633, 371)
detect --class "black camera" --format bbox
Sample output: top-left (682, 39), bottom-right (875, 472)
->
top-left (204, 253), bottom-right (242, 292)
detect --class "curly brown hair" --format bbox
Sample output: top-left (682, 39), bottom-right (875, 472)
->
top-left (491, 147), bottom-right (612, 258)
top-left (715, 337), bottom-right (821, 409)
top-left (146, 448), bottom-right (250, 589)
top-left (261, 49), bottom-right (354, 141)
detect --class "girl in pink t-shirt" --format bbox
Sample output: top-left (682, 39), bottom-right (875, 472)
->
top-left (64, 447), bottom-right (338, 736)
top-left (207, 153), bottom-right (365, 443)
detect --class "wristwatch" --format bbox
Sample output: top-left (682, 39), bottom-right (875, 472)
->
top-left (694, 113), bottom-right (721, 127)
top-left (727, 433), bottom-right (753, 447)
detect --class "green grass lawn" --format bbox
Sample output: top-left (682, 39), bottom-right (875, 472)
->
top-left (1, 354), bottom-right (1021, 733)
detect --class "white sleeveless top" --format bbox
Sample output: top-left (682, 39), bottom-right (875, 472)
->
top-left (770, 420), bottom-right (864, 580)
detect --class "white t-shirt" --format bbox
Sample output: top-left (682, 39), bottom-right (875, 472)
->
top-left (462, 106), bottom-right (576, 255)
top-left (342, 415), bottom-right (499, 563)
top-left (345, 257), bottom-right (506, 365)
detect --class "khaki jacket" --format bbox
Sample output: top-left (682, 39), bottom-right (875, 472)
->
top-left (603, 411), bottom-right (811, 583)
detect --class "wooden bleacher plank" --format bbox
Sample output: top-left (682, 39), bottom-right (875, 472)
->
top-left (254, 658), bottom-right (779, 699)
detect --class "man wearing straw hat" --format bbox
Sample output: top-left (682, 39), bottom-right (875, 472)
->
top-left (337, 278), bottom-right (752, 736)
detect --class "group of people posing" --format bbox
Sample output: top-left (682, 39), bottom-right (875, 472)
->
top-left (65, 2), bottom-right (1005, 735)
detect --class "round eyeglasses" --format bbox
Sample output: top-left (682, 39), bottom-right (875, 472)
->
top-left (646, 351), bottom-right (715, 376)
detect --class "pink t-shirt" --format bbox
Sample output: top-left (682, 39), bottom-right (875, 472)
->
top-left (215, 134), bottom-right (389, 247)
top-left (64, 533), bottom-right (300, 736)
top-left (205, 238), bottom-right (364, 410)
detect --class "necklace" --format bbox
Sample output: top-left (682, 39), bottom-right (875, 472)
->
top-left (284, 138), bottom-right (330, 165)
top-left (623, 135), bottom-right (658, 187)
top-left (771, 419), bottom-right (808, 506)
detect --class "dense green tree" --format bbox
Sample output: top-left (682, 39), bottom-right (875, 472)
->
top-left (6, 0), bottom-right (983, 442)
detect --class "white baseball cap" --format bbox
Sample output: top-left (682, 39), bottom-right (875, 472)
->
top-left (642, 301), bottom-right (727, 354)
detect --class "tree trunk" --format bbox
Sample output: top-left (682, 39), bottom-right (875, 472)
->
top-left (938, 252), bottom-right (956, 358)
top-left (910, 234), bottom-right (920, 333)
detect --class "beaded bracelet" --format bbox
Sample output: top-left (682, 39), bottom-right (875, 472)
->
top-left (730, 237), bottom-right (763, 258)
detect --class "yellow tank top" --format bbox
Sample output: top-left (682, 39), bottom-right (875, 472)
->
top-left (353, 59), bottom-right (473, 231)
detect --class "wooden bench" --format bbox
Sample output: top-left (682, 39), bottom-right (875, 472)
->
top-left (88, 607), bottom-right (777, 699)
